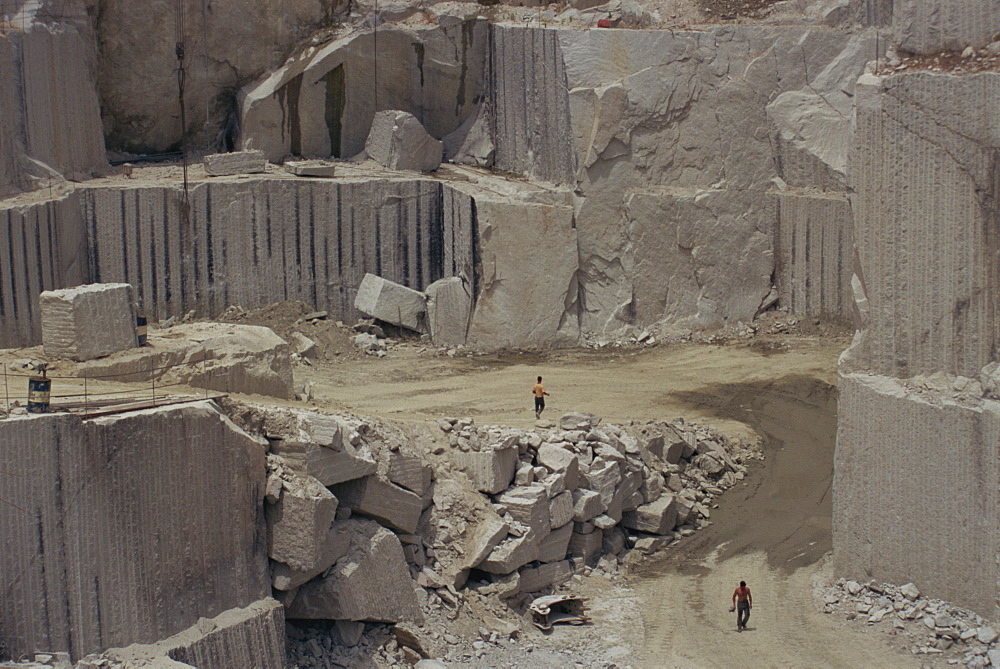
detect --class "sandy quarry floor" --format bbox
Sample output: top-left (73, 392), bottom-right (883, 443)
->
top-left (293, 332), bottom-right (921, 667)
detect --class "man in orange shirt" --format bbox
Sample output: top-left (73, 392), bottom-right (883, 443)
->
top-left (532, 376), bottom-right (550, 419)
top-left (731, 580), bottom-right (752, 631)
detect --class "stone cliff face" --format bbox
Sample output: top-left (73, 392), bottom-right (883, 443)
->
top-left (834, 69), bottom-right (1000, 619)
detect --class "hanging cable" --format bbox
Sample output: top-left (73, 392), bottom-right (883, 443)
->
top-left (373, 0), bottom-right (378, 113)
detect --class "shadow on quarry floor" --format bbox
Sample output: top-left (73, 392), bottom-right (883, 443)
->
top-left (662, 375), bottom-right (839, 573)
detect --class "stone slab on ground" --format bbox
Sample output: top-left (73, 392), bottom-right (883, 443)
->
top-left (354, 273), bottom-right (427, 332)
top-left (330, 476), bottom-right (423, 534)
top-left (364, 110), bottom-right (443, 172)
top-left (40, 283), bottom-right (136, 361)
top-left (286, 519), bottom-right (423, 623)
top-left (75, 322), bottom-right (295, 399)
top-left (425, 276), bottom-right (473, 346)
top-left (284, 160), bottom-right (337, 177)
top-left (266, 475), bottom-right (338, 572)
top-left (204, 150), bottom-right (267, 176)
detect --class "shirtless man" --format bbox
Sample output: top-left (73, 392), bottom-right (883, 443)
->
top-left (731, 581), bottom-right (752, 631)
top-left (532, 376), bottom-right (550, 419)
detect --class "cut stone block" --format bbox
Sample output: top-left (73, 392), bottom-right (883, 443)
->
top-left (623, 494), bottom-right (678, 535)
top-left (204, 150), bottom-right (267, 176)
top-left (266, 475), bottom-right (338, 573)
top-left (40, 283), bottom-right (136, 361)
top-left (272, 522), bottom-right (353, 591)
top-left (271, 440), bottom-right (376, 487)
top-left (165, 599), bottom-right (285, 669)
top-left (583, 458), bottom-right (621, 508)
top-left (329, 476), bottom-right (422, 534)
top-left (364, 110), bottom-right (443, 172)
top-left (286, 519), bottom-right (422, 623)
top-left (425, 276), bottom-right (473, 346)
top-left (479, 529), bottom-right (541, 574)
top-left (465, 515), bottom-right (510, 569)
top-left (354, 273), bottom-right (427, 332)
top-left (289, 332), bottom-right (317, 358)
top-left (496, 485), bottom-right (550, 536)
top-left (388, 452), bottom-right (433, 495)
top-left (572, 488), bottom-right (605, 522)
top-left (567, 530), bottom-right (603, 564)
top-left (536, 523), bottom-right (574, 563)
top-left (450, 443), bottom-right (519, 494)
top-left (284, 160), bottom-right (337, 177)
top-left (519, 560), bottom-right (573, 593)
top-left (536, 444), bottom-right (580, 490)
top-left (549, 491), bottom-right (574, 529)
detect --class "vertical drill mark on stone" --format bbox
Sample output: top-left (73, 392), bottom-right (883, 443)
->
top-left (324, 65), bottom-right (345, 158)
top-left (286, 74), bottom-right (304, 157)
top-left (309, 187), bottom-right (317, 307)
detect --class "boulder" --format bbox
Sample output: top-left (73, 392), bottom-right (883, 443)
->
top-left (286, 519), bottom-right (422, 623)
top-left (271, 521), bottom-right (352, 590)
top-left (271, 440), bottom-right (376, 487)
top-left (479, 529), bottom-right (541, 574)
top-left (567, 531), bottom-right (603, 564)
top-left (623, 494), bottom-right (678, 535)
top-left (364, 110), bottom-right (443, 172)
top-left (548, 491), bottom-right (574, 529)
top-left (536, 522), bottom-right (574, 563)
top-left (496, 485), bottom-right (551, 536)
top-left (163, 599), bottom-right (285, 668)
top-left (519, 560), bottom-right (573, 593)
top-left (583, 458), bottom-right (621, 508)
top-left (40, 283), bottom-right (136, 361)
top-left (464, 515), bottom-right (510, 569)
top-left (354, 273), bottom-right (427, 332)
top-left (536, 444), bottom-right (580, 489)
top-left (388, 452), bottom-right (433, 495)
top-left (289, 332), bottom-right (317, 358)
top-left (203, 150), bottom-right (267, 176)
top-left (266, 475), bottom-right (338, 572)
top-left (560, 412), bottom-right (600, 431)
top-left (425, 276), bottom-right (473, 346)
top-left (571, 488), bottom-right (605, 522)
top-left (451, 443), bottom-right (519, 494)
top-left (329, 476), bottom-right (423, 534)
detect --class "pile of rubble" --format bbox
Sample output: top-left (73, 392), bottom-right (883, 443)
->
top-left (220, 401), bottom-right (755, 666)
top-left (821, 579), bottom-right (1000, 667)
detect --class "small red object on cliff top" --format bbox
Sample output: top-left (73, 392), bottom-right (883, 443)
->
top-left (597, 18), bottom-right (612, 27)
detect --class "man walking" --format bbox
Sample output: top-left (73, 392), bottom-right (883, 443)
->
top-left (532, 376), bottom-right (550, 419)
top-left (731, 581), bottom-right (752, 631)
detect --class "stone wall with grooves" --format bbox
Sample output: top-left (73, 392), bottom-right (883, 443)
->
top-left (0, 402), bottom-right (269, 661)
top-left (0, 192), bottom-right (89, 347)
top-left (0, 177), bottom-right (477, 347)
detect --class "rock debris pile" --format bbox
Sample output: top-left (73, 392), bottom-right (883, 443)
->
top-left (822, 579), bottom-right (1000, 667)
top-left (218, 401), bottom-right (756, 667)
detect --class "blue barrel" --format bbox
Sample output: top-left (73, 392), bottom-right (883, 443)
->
top-left (136, 313), bottom-right (148, 346)
top-left (27, 377), bottom-right (51, 413)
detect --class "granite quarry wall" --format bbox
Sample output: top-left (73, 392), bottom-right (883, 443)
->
top-left (0, 401), bottom-right (270, 661)
top-left (833, 69), bottom-right (1000, 619)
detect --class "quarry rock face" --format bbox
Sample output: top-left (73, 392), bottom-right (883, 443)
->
top-left (239, 22), bottom-right (487, 162)
top-left (0, 402), bottom-right (270, 661)
top-left (892, 0), bottom-right (1000, 55)
top-left (40, 282), bottom-right (137, 361)
top-left (468, 198), bottom-right (580, 349)
top-left (0, 24), bottom-right (106, 196)
top-left (364, 110), bottom-right (443, 172)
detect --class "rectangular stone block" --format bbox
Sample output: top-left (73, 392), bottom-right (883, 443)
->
top-left (272, 522), bottom-right (352, 591)
top-left (329, 476), bottom-right (422, 534)
top-left (465, 515), bottom-right (510, 569)
top-left (519, 560), bottom-right (573, 594)
top-left (40, 283), bottom-right (136, 361)
top-left (572, 488), bottom-right (605, 522)
top-left (271, 440), bottom-right (376, 487)
top-left (284, 160), bottom-right (337, 177)
top-left (204, 150), bottom-right (267, 176)
top-left (388, 452), bottom-right (433, 495)
top-left (354, 273), bottom-right (427, 332)
top-left (548, 491), bottom-right (574, 529)
top-left (536, 523), bottom-right (574, 564)
top-left (623, 494), bottom-right (678, 535)
top-left (286, 520), bottom-right (423, 623)
top-left (451, 444), bottom-right (518, 494)
top-left (496, 485), bottom-right (551, 536)
top-left (425, 276), bottom-right (473, 346)
top-left (567, 530), bottom-right (602, 564)
top-left (537, 443), bottom-right (580, 489)
top-left (165, 599), bottom-right (285, 669)
top-left (266, 475), bottom-right (338, 572)
top-left (479, 529), bottom-right (541, 574)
